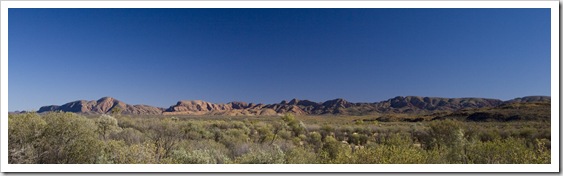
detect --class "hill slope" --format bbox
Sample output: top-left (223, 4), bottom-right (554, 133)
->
top-left (38, 97), bottom-right (164, 115)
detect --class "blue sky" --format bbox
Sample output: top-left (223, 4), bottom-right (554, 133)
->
top-left (9, 8), bottom-right (551, 111)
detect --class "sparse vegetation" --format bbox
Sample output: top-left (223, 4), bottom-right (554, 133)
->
top-left (8, 112), bottom-right (550, 164)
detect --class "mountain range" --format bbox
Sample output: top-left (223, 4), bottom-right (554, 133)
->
top-left (35, 96), bottom-right (550, 116)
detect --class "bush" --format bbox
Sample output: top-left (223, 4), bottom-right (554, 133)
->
top-left (39, 112), bottom-right (102, 163)
top-left (146, 119), bottom-right (184, 162)
top-left (351, 134), bottom-right (428, 164)
top-left (307, 132), bottom-right (322, 151)
top-left (8, 113), bottom-right (46, 164)
top-left (98, 140), bottom-right (157, 164)
top-left (171, 149), bottom-right (231, 164)
top-left (319, 136), bottom-right (351, 163)
top-left (285, 146), bottom-right (317, 164)
top-left (95, 114), bottom-right (120, 140)
top-left (174, 139), bottom-right (231, 163)
top-left (426, 120), bottom-right (465, 149)
top-left (282, 114), bottom-right (307, 137)
top-left (465, 137), bottom-right (550, 164)
top-left (235, 145), bottom-right (285, 164)
top-left (109, 127), bottom-right (146, 145)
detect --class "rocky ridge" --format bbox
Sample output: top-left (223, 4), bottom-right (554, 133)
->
top-left (36, 96), bottom-right (550, 116)
top-left (38, 97), bottom-right (164, 115)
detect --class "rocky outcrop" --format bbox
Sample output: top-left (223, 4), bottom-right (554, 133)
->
top-left (504, 96), bottom-right (551, 104)
top-left (163, 100), bottom-right (229, 115)
top-left (322, 98), bottom-right (352, 109)
top-left (38, 105), bottom-right (61, 112)
top-left (259, 108), bottom-right (277, 116)
top-left (373, 96), bottom-right (503, 113)
top-left (37, 97), bottom-right (164, 115)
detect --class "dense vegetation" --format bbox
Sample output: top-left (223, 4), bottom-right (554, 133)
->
top-left (9, 112), bottom-right (550, 164)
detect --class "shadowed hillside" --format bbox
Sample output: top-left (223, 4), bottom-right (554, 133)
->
top-left (434, 96), bottom-right (550, 122)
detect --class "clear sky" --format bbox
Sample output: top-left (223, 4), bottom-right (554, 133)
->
top-left (8, 8), bottom-right (551, 111)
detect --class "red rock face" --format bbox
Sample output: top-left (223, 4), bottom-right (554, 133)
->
top-left (38, 97), bottom-right (164, 115)
top-left (36, 96), bottom-right (549, 116)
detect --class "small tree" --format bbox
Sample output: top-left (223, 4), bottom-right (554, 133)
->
top-left (319, 136), bottom-right (347, 163)
top-left (270, 121), bottom-right (283, 145)
top-left (427, 120), bottom-right (468, 163)
top-left (111, 107), bottom-right (122, 116)
top-left (147, 119), bottom-right (183, 162)
top-left (427, 119), bottom-right (465, 149)
top-left (95, 114), bottom-right (119, 141)
top-left (307, 132), bottom-right (322, 152)
top-left (281, 114), bottom-right (306, 137)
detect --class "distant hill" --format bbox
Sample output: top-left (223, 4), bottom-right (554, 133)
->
top-left (38, 97), bottom-right (164, 115)
top-left (433, 96), bottom-right (551, 122)
top-left (372, 96), bottom-right (503, 113)
top-left (502, 96), bottom-right (551, 104)
top-left (35, 96), bottom-right (550, 116)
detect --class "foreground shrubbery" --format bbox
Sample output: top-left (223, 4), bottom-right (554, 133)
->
top-left (8, 112), bottom-right (550, 164)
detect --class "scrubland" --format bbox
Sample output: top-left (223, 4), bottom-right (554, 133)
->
top-left (8, 112), bottom-right (550, 164)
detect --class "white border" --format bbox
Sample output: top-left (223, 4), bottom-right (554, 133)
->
top-left (0, 1), bottom-right (558, 8)
top-left (549, 1), bottom-right (560, 172)
top-left (1, 0), bottom-right (559, 173)
top-left (1, 0), bottom-right (9, 172)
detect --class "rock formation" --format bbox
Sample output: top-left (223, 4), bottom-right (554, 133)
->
top-left (36, 96), bottom-right (550, 116)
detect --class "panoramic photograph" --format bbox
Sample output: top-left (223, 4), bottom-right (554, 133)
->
top-left (8, 8), bottom-right (551, 165)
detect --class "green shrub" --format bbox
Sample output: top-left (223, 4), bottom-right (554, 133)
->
top-left (97, 141), bottom-right (157, 164)
top-left (285, 146), bottom-right (317, 164)
top-left (95, 114), bottom-right (120, 140)
top-left (307, 132), bottom-right (323, 151)
top-left (146, 119), bottom-right (183, 162)
top-left (351, 134), bottom-right (427, 164)
top-left (319, 136), bottom-right (351, 163)
top-left (348, 133), bottom-right (361, 145)
top-left (282, 114), bottom-right (307, 137)
top-left (465, 137), bottom-right (550, 164)
top-left (479, 129), bottom-right (501, 142)
top-left (426, 120), bottom-right (465, 149)
top-left (171, 149), bottom-right (231, 164)
top-left (8, 113), bottom-right (46, 164)
top-left (109, 127), bottom-right (146, 145)
top-left (39, 112), bottom-right (102, 163)
top-left (235, 145), bottom-right (285, 164)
